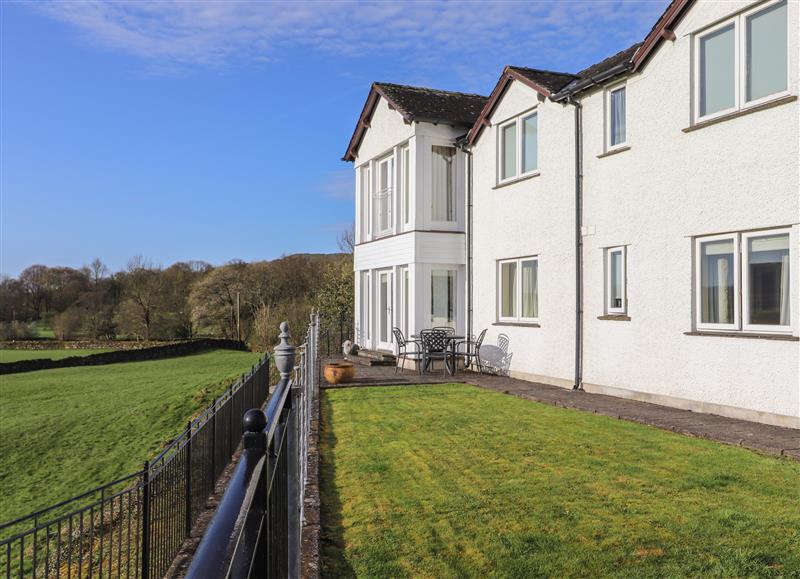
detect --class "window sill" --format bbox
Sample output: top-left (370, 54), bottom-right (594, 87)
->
top-left (596, 146), bottom-right (630, 159)
top-left (597, 314), bottom-right (631, 321)
top-left (684, 331), bottom-right (798, 342)
top-left (683, 95), bottom-right (797, 133)
top-left (492, 172), bottom-right (540, 190)
top-left (493, 321), bottom-right (540, 328)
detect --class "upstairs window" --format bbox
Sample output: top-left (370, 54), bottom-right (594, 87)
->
top-left (607, 85), bottom-right (627, 148)
top-left (695, 0), bottom-right (788, 121)
top-left (431, 145), bottom-right (456, 222)
top-left (373, 155), bottom-right (394, 236)
top-left (498, 111), bottom-right (538, 184)
top-left (402, 146), bottom-right (410, 224)
top-left (359, 164), bottom-right (370, 240)
top-left (695, 228), bottom-right (791, 333)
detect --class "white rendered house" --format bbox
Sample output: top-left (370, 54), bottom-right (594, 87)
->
top-left (344, 84), bottom-right (487, 351)
top-left (345, 0), bottom-right (799, 428)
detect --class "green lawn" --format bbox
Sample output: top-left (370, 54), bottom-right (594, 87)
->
top-left (320, 384), bottom-right (800, 578)
top-left (0, 349), bottom-right (262, 523)
top-left (0, 348), bottom-right (113, 363)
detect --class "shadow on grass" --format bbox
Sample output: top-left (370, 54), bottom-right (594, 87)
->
top-left (319, 392), bottom-right (357, 578)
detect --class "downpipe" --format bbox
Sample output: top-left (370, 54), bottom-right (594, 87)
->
top-left (567, 96), bottom-right (584, 392)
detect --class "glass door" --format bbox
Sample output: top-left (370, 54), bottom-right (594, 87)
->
top-left (378, 270), bottom-right (393, 350)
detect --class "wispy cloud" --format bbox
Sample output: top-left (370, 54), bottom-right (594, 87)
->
top-left (34, 1), bottom-right (668, 77)
top-left (316, 169), bottom-right (355, 201)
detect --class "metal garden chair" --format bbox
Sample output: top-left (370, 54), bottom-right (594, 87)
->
top-left (392, 327), bottom-right (423, 374)
top-left (419, 328), bottom-right (452, 376)
top-left (454, 328), bottom-right (487, 374)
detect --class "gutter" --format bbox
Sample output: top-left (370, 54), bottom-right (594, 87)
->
top-left (552, 62), bottom-right (633, 102)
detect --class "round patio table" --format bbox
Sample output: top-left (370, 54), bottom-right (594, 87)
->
top-left (411, 333), bottom-right (465, 375)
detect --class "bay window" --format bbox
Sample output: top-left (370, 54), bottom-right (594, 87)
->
top-left (694, 0), bottom-right (788, 121)
top-left (605, 246), bottom-right (627, 314)
top-left (359, 164), bottom-right (370, 240)
top-left (402, 145), bottom-right (410, 225)
top-left (695, 228), bottom-right (791, 333)
top-left (498, 256), bottom-right (539, 323)
top-left (431, 145), bottom-right (455, 222)
top-left (498, 110), bottom-right (538, 184)
top-left (374, 155), bottom-right (394, 236)
top-left (431, 269), bottom-right (456, 327)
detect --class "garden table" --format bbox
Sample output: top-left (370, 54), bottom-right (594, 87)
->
top-left (411, 333), bottom-right (465, 376)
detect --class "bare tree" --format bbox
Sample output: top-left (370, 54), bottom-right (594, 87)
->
top-left (89, 258), bottom-right (108, 286)
top-left (116, 257), bottom-right (164, 341)
top-left (337, 223), bottom-right (355, 255)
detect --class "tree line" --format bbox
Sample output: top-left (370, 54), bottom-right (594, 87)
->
top-left (0, 252), bottom-right (353, 349)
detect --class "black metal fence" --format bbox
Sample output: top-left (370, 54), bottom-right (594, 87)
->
top-left (0, 355), bottom-right (272, 579)
top-left (186, 316), bottom-right (319, 579)
top-left (319, 313), bottom-right (353, 356)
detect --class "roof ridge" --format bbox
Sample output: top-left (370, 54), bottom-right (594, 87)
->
top-left (576, 42), bottom-right (642, 77)
top-left (506, 65), bottom-right (577, 78)
top-left (374, 81), bottom-right (488, 99)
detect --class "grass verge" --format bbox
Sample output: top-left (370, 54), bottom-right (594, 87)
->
top-left (320, 384), bottom-right (800, 578)
top-left (0, 349), bottom-right (262, 523)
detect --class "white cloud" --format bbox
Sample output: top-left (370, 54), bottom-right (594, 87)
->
top-left (34, 1), bottom-right (668, 75)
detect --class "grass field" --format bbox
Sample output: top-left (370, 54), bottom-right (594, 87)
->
top-left (0, 349), bottom-right (113, 363)
top-left (320, 384), bottom-right (800, 578)
top-left (0, 349), bottom-right (262, 523)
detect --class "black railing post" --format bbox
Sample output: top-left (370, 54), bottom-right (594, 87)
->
top-left (141, 461), bottom-right (151, 579)
top-left (210, 408), bottom-right (217, 485)
top-left (185, 421), bottom-right (193, 536)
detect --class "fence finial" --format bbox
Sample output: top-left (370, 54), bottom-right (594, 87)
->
top-left (274, 321), bottom-right (296, 378)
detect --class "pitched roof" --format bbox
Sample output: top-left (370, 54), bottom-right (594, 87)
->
top-left (505, 67), bottom-right (577, 95)
top-left (551, 42), bottom-right (642, 99)
top-left (633, 0), bottom-right (693, 71)
top-left (343, 82), bottom-right (488, 162)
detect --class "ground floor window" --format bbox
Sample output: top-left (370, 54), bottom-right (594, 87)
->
top-left (498, 256), bottom-right (538, 323)
top-left (431, 269), bottom-right (456, 327)
top-left (605, 246), bottom-right (626, 314)
top-left (695, 228), bottom-right (791, 333)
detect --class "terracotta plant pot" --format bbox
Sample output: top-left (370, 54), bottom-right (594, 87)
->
top-left (323, 362), bottom-right (355, 384)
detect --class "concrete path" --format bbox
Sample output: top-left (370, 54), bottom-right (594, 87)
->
top-left (322, 357), bottom-right (800, 461)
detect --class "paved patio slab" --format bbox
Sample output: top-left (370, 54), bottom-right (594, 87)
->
top-left (323, 356), bottom-right (799, 461)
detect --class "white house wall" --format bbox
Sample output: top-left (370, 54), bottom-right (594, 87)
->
top-left (472, 80), bottom-right (577, 388)
top-left (578, 0), bottom-right (800, 424)
top-left (470, 0), bottom-right (800, 426)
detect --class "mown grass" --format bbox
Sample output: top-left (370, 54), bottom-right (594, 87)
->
top-left (0, 349), bottom-right (113, 363)
top-left (320, 384), bottom-right (800, 578)
top-left (0, 349), bottom-right (262, 523)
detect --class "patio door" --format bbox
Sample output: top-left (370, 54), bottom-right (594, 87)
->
top-left (377, 270), bottom-right (393, 351)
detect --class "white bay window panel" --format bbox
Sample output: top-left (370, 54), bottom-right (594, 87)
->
top-left (374, 155), bottom-right (394, 236)
top-left (431, 269), bottom-right (456, 327)
top-left (746, 0), bottom-right (788, 103)
top-left (431, 145), bottom-right (456, 223)
top-left (402, 146), bottom-right (410, 225)
top-left (360, 165), bottom-right (371, 240)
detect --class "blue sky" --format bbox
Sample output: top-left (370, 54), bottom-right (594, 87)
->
top-left (1, 0), bottom-right (667, 277)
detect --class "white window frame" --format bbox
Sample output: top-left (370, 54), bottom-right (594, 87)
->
top-left (497, 256), bottom-right (539, 324)
top-left (693, 0), bottom-right (790, 123)
top-left (373, 154), bottom-right (394, 237)
top-left (605, 246), bottom-right (627, 314)
top-left (401, 145), bottom-right (410, 226)
top-left (430, 144), bottom-right (457, 224)
top-left (695, 233), bottom-right (740, 332)
top-left (497, 109), bottom-right (539, 185)
top-left (605, 82), bottom-right (627, 151)
top-left (741, 227), bottom-right (792, 333)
